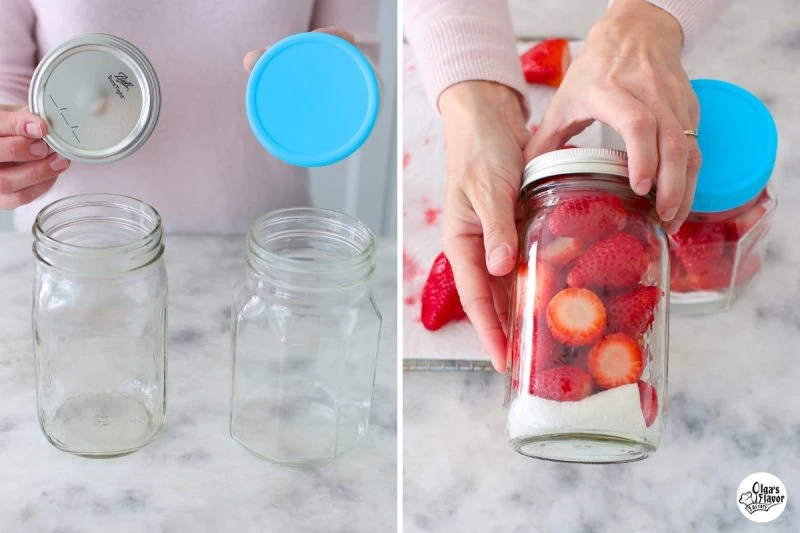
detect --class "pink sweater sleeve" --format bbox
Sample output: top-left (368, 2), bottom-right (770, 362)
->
top-left (0, 0), bottom-right (38, 105)
top-left (643, 1), bottom-right (731, 52)
top-left (403, 0), bottom-right (527, 111)
top-left (311, 0), bottom-right (381, 65)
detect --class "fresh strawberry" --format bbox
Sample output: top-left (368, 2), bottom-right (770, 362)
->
top-left (687, 252), bottom-right (762, 290)
top-left (669, 259), bottom-right (693, 293)
top-left (670, 221), bottom-right (725, 276)
top-left (588, 333), bottom-right (643, 389)
top-left (540, 236), bottom-right (584, 267)
top-left (520, 38), bottom-right (571, 87)
top-left (531, 322), bottom-right (568, 373)
top-left (546, 287), bottom-right (607, 346)
top-left (606, 285), bottom-right (661, 338)
top-left (625, 214), bottom-right (661, 254)
top-left (566, 233), bottom-right (648, 291)
top-left (534, 260), bottom-right (562, 312)
top-left (637, 381), bottom-right (659, 427)
top-left (547, 193), bottom-right (627, 243)
top-left (529, 366), bottom-right (592, 401)
top-left (420, 252), bottom-right (466, 330)
top-left (725, 205), bottom-right (767, 241)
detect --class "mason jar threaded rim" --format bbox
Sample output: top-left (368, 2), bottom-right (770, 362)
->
top-left (246, 207), bottom-right (376, 289)
top-left (32, 193), bottom-right (164, 274)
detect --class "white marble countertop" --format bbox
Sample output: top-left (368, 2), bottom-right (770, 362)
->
top-left (404, 1), bottom-right (800, 531)
top-left (0, 234), bottom-right (397, 533)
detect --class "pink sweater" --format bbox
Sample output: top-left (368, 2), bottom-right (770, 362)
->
top-left (0, 0), bottom-right (379, 233)
top-left (404, 0), bottom-right (731, 110)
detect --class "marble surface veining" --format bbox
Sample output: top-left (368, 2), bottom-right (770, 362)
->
top-left (404, 1), bottom-right (800, 531)
top-left (0, 234), bottom-right (397, 533)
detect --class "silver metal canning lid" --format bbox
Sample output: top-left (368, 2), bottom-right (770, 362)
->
top-left (521, 148), bottom-right (629, 189)
top-left (28, 33), bottom-right (161, 164)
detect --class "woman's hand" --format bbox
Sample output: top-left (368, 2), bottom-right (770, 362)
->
top-left (243, 27), bottom-right (356, 73)
top-left (439, 81), bottom-right (530, 372)
top-left (0, 104), bottom-right (69, 209)
top-left (525, 0), bottom-right (701, 233)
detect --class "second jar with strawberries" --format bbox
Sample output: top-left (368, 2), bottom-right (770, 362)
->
top-left (669, 79), bottom-right (778, 314)
top-left (505, 148), bottom-right (668, 464)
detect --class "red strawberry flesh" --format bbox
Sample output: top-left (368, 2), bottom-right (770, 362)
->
top-left (530, 366), bottom-right (592, 401)
top-left (420, 252), bottom-right (466, 330)
top-left (606, 285), bottom-right (661, 338)
top-left (566, 233), bottom-right (648, 291)
top-left (637, 380), bottom-right (659, 427)
top-left (547, 193), bottom-right (627, 243)
top-left (520, 38), bottom-right (571, 87)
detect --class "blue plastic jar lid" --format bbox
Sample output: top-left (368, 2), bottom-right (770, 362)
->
top-left (246, 33), bottom-right (379, 167)
top-left (689, 79), bottom-right (778, 213)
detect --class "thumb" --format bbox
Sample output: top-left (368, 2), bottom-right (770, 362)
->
top-left (470, 179), bottom-right (519, 277)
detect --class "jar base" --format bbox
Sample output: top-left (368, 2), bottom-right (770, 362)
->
top-left (41, 393), bottom-right (163, 457)
top-left (510, 433), bottom-right (655, 464)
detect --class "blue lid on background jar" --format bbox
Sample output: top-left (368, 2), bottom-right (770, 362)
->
top-left (689, 79), bottom-right (777, 213)
top-left (245, 32), bottom-right (379, 167)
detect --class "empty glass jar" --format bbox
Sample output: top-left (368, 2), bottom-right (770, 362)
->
top-left (32, 194), bottom-right (167, 456)
top-left (505, 148), bottom-right (668, 464)
top-left (230, 208), bottom-right (382, 466)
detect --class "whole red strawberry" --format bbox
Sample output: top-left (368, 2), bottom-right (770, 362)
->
top-left (420, 252), bottom-right (466, 330)
top-left (670, 221), bottom-right (725, 276)
top-left (520, 39), bottom-right (572, 87)
top-left (530, 366), bottom-right (592, 401)
top-left (606, 285), bottom-right (662, 338)
top-left (566, 233), bottom-right (648, 291)
top-left (547, 193), bottom-right (628, 243)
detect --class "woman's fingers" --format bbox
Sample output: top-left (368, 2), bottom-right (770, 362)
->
top-left (443, 233), bottom-right (508, 372)
top-left (465, 171), bottom-right (519, 277)
top-left (0, 176), bottom-right (58, 210)
top-left (243, 49), bottom-right (265, 73)
top-left (0, 107), bottom-right (48, 139)
top-left (0, 154), bottom-right (69, 196)
top-left (0, 137), bottom-right (49, 163)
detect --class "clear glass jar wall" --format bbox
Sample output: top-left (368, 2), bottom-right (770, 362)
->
top-left (230, 208), bottom-right (382, 466)
top-left (669, 185), bottom-right (776, 314)
top-left (32, 194), bottom-right (167, 457)
top-left (505, 150), bottom-right (668, 464)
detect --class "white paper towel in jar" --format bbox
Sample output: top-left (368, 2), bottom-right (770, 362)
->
top-left (403, 41), bottom-right (623, 363)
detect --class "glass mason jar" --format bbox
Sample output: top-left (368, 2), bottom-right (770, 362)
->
top-left (669, 79), bottom-right (778, 314)
top-left (230, 208), bottom-right (382, 466)
top-left (505, 149), bottom-right (668, 464)
top-left (32, 194), bottom-right (167, 457)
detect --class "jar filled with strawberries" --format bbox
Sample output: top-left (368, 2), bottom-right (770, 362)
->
top-left (669, 80), bottom-right (778, 314)
top-left (505, 148), bottom-right (667, 464)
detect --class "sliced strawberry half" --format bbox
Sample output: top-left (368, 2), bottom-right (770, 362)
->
top-left (566, 233), bottom-right (648, 291)
top-left (546, 287), bottom-right (607, 346)
top-left (420, 252), bottom-right (466, 330)
top-left (687, 252), bottom-right (762, 291)
top-left (637, 380), bottom-right (659, 427)
top-left (547, 193), bottom-right (627, 243)
top-left (588, 333), bottom-right (643, 389)
top-left (606, 285), bottom-right (662, 338)
top-left (540, 236), bottom-right (584, 267)
top-left (670, 221), bottom-right (726, 276)
top-left (520, 38), bottom-right (571, 87)
top-left (529, 366), bottom-right (592, 401)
